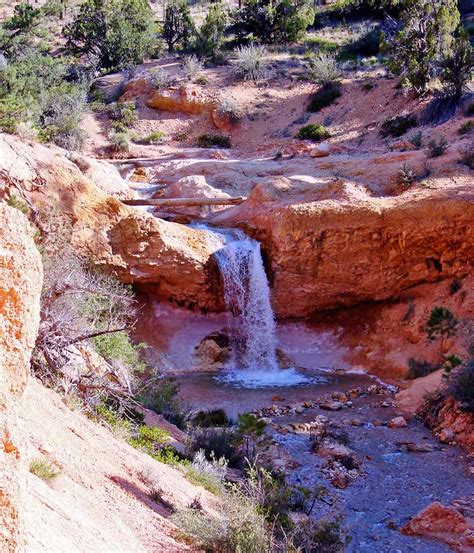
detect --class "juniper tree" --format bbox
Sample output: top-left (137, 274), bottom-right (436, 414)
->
top-left (163, 0), bottom-right (195, 53)
top-left (439, 26), bottom-right (473, 100)
top-left (63, 0), bottom-right (155, 70)
top-left (385, 0), bottom-right (460, 94)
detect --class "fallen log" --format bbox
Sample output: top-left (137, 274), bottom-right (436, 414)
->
top-left (121, 197), bottom-right (245, 207)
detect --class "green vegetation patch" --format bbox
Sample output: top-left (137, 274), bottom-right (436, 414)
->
top-left (295, 124), bottom-right (331, 142)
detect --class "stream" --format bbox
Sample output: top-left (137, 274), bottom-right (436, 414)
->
top-left (126, 171), bottom-right (473, 552)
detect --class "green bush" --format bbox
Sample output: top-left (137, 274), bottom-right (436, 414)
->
top-left (409, 131), bottom-right (423, 149)
top-left (309, 53), bottom-right (341, 86)
top-left (108, 130), bottom-right (131, 152)
top-left (459, 143), bottom-right (474, 169)
top-left (106, 102), bottom-right (137, 127)
top-left (233, 44), bottom-right (267, 81)
top-left (458, 121), bottom-right (473, 135)
top-left (172, 486), bottom-right (270, 553)
top-left (427, 136), bottom-right (448, 158)
top-left (197, 133), bottom-right (231, 148)
top-left (193, 409), bottom-right (229, 427)
top-left (0, 49), bottom-right (88, 148)
top-left (193, 2), bottom-right (227, 60)
top-left (188, 427), bottom-right (242, 467)
top-left (380, 114), bottom-right (417, 138)
top-left (217, 98), bottom-right (241, 126)
top-left (64, 0), bottom-right (156, 70)
top-left (230, 0), bottom-right (315, 44)
top-left (285, 518), bottom-right (348, 552)
top-left (295, 124), bottom-right (331, 142)
top-left (128, 425), bottom-right (170, 455)
top-left (229, 0), bottom-right (315, 43)
top-left (307, 82), bottom-right (341, 112)
top-left (449, 360), bottom-right (474, 412)
top-left (398, 163), bottom-right (417, 187)
top-left (135, 130), bottom-right (166, 145)
top-left (340, 27), bottom-right (381, 58)
top-left (384, 0), bottom-right (460, 94)
top-left (4, 3), bottom-right (41, 32)
top-left (92, 331), bottom-right (146, 371)
top-left (439, 26), bottom-right (473, 100)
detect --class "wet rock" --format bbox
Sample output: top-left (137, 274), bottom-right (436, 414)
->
top-left (194, 332), bottom-right (230, 370)
top-left (320, 401), bottom-right (344, 411)
top-left (351, 419), bottom-right (363, 427)
top-left (214, 173), bottom-right (474, 318)
top-left (388, 416), bottom-right (408, 429)
top-left (288, 511), bottom-right (309, 525)
top-left (317, 442), bottom-right (354, 461)
top-left (381, 401), bottom-right (391, 408)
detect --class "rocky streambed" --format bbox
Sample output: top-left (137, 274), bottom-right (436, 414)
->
top-left (173, 370), bottom-right (474, 552)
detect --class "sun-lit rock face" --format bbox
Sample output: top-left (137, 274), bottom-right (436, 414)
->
top-left (0, 204), bottom-right (43, 552)
top-left (0, 204), bottom-right (43, 394)
top-left (0, 133), bottom-right (222, 312)
top-left (215, 177), bottom-right (474, 317)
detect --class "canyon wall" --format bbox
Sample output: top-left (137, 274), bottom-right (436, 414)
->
top-left (0, 204), bottom-right (43, 551)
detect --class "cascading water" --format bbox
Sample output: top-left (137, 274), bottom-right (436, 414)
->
top-left (202, 226), bottom-right (309, 388)
top-left (215, 230), bottom-right (279, 372)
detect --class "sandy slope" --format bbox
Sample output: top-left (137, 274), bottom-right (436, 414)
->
top-left (19, 379), bottom-right (214, 552)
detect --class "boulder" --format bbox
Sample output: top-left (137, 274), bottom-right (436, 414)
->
top-left (68, 153), bottom-right (132, 198)
top-left (320, 400), bottom-right (344, 411)
top-left (434, 398), bottom-right (474, 453)
top-left (91, 72), bottom-right (126, 102)
top-left (0, 204), bottom-right (43, 552)
top-left (402, 502), bottom-right (472, 550)
top-left (162, 175), bottom-right (232, 217)
top-left (310, 142), bottom-right (331, 158)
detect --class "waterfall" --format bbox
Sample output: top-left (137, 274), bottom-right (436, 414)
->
top-left (214, 230), bottom-right (279, 372)
top-left (199, 226), bottom-right (309, 388)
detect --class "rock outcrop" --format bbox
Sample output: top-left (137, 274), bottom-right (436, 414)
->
top-left (215, 177), bottom-right (474, 317)
top-left (0, 204), bottom-right (43, 551)
top-left (0, 133), bottom-right (221, 311)
top-left (433, 398), bottom-right (474, 453)
top-left (146, 85), bottom-right (215, 115)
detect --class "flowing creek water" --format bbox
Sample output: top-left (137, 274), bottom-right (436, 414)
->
top-left (127, 183), bottom-right (473, 552)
